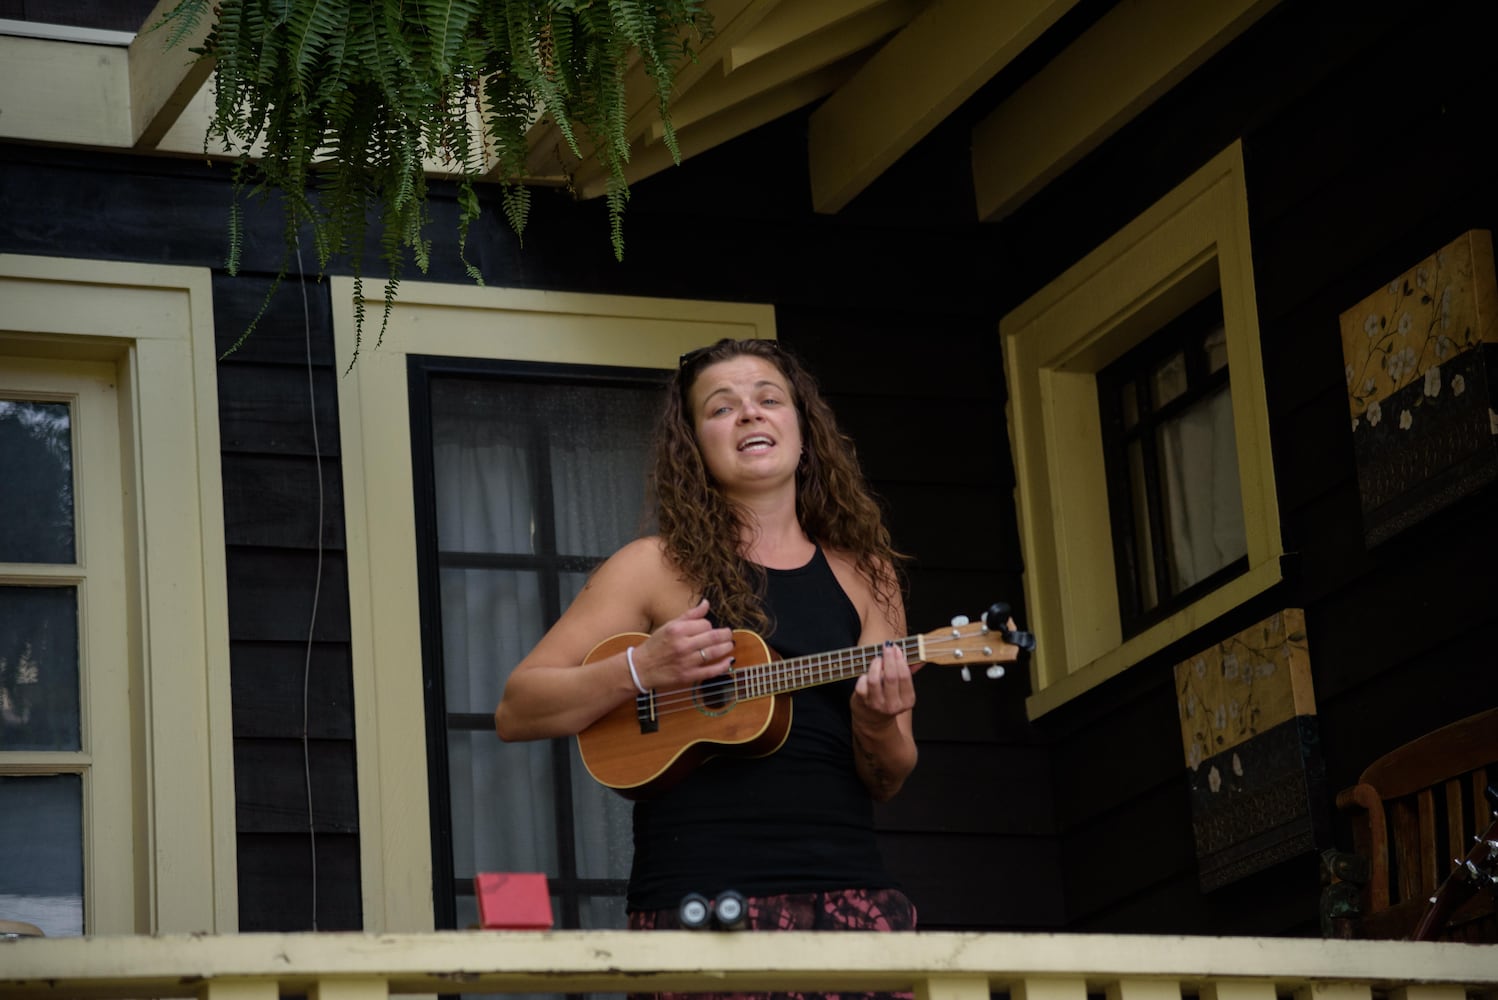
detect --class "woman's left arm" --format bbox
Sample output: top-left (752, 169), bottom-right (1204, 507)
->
top-left (848, 572), bottom-right (919, 801)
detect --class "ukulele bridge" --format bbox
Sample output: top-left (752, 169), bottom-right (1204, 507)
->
top-left (635, 692), bottom-right (658, 733)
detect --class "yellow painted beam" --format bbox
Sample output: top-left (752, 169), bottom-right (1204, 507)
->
top-left (574, 60), bottom-right (856, 201)
top-left (971, 0), bottom-right (1282, 221)
top-left (725, 0), bottom-right (887, 73)
top-left (516, 0), bottom-right (784, 180)
top-left (651, 0), bottom-right (917, 141)
top-left (128, 0), bottom-right (214, 148)
top-left (808, 0), bottom-right (1076, 215)
top-left (0, 35), bottom-right (133, 146)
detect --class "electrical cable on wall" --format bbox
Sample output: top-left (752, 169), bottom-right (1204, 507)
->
top-left (295, 236), bottom-right (323, 931)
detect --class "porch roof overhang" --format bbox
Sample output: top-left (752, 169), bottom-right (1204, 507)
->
top-left (0, 0), bottom-right (1281, 221)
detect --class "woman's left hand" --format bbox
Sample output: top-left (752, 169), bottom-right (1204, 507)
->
top-left (852, 640), bottom-right (917, 725)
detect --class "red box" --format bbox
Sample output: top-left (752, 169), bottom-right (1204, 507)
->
top-left (474, 872), bottom-right (554, 930)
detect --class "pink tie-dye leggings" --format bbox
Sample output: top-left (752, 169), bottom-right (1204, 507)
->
top-left (627, 887), bottom-right (917, 1000)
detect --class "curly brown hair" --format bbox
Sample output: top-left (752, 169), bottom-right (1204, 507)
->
top-left (648, 338), bottom-right (906, 634)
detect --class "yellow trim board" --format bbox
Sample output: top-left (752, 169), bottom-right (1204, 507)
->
top-left (1000, 142), bottom-right (1282, 717)
top-left (330, 276), bottom-right (774, 931)
top-left (0, 254), bottom-right (235, 933)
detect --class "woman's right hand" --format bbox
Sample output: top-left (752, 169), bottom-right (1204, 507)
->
top-left (627, 598), bottom-right (735, 692)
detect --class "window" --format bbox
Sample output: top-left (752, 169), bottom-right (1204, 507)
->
top-left (0, 255), bottom-right (235, 933)
top-left (1097, 290), bottom-right (1247, 636)
top-left (410, 361), bottom-right (665, 931)
top-left (0, 373), bottom-right (122, 938)
top-left (331, 276), bottom-right (775, 930)
top-left (999, 141), bottom-right (1283, 717)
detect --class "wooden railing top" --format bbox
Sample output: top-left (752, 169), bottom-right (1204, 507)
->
top-left (2, 930), bottom-right (1497, 998)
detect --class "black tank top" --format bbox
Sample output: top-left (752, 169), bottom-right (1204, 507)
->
top-left (626, 546), bottom-right (898, 911)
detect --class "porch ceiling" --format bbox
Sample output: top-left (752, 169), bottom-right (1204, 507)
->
top-left (0, 0), bottom-right (1281, 221)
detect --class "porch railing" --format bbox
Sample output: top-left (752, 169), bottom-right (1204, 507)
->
top-left (2, 930), bottom-right (1496, 999)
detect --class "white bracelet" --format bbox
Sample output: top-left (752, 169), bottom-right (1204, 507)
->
top-left (625, 645), bottom-right (649, 695)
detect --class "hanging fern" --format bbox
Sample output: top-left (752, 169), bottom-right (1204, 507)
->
top-left (158, 0), bottom-right (713, 364)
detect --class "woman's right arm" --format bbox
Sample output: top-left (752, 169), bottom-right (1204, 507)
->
top-left (494, 539), bottom-right (734, 742)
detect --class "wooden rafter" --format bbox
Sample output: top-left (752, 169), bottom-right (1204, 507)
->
top-left (807, 0), bottom-right (1078, 215)
top-left (128, 0), bottom-right (214, 149)
top-left (970, 0), bottom-right (1283, 221)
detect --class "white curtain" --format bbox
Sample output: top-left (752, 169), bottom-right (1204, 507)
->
top-left (430, 379), bottom-right (655, 928)
top-left (1156, 384), bottom-right (1246, 591)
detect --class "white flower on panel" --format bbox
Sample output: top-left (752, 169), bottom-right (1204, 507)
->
top-left (1399, 409), bottom-right (1413, 430)
top-left (1209, 766), bottom-right (1222, 793)
top-left (1232, 752), bottom-right (1244, 777)
top-left (1453, 374), bottom-right (1465, 396)
top-left (1387, 346), bottom-right (1417, 382)
top-left (1368, 400), bottom-right (1383, 426)
top-left (1364, 314), bottom-right (1381, 338)
top-left (1424, 366), bottom-right (1441, 397)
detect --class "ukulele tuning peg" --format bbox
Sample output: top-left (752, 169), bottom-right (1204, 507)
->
top-left (982, 603), bottom-right (1012, 629)
top-left (986, 665), bottom-right (1005, 680)
top-left (961, 666), bottom-right (972, 682)
top-left (951, 615), bottom-right (970, 627)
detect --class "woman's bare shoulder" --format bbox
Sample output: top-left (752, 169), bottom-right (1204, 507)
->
top-left (587, 536), bottom-right (696, 628)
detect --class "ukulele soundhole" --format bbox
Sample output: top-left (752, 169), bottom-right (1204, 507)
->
top-left (693, 673), bottom-right (738, 717)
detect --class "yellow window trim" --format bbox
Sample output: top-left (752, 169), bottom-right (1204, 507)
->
top-left (0, 254), bottom-right (235, 932)
top-left (330, 276), bottom-right (776, 932)
top-left (999, 141), bottom-right (1282, 719)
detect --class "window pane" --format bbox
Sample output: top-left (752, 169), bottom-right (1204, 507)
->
top-left (1120, 381), bottom-right (1140, 430)
top-left (0, 586), bottom-right (80, 751)
top-left (0, 774), bottom-right (84, 937)
top-left (0, 400), bottom-right (75, 564)
top-left (1126, 441), bottom-right (1158, 612)
top-left (428, 371), bottom-right (662, 933)
top-left (430, 380), bottom-right (659, 557)
top-left (1150, 352), bottom-right (1188, 409)
top-left (1155, 385), bottom-right (1246, 592)
top-left (441, 568), bottom-right (544, 715)
top-left (449, 729), bottom-right (559, 876)
top-left (581, 894), bottom-right (627, 930)
top-left (1203, 323), bottom-right (1229, 374)
top-left (569, 738), bottom-right (633, 880)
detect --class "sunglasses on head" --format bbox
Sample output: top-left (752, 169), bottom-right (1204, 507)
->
top-left (678, 345), bottom-right (713, 370)
top-left (678, 340), bottom-right (782, 371)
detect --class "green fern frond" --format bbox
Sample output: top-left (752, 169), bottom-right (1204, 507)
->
top-left (159, 0), bottom-right (715, 353)
top-left (419, 0), bottom-right (480, 75)
top-left (605, 174), bottom-right (628, 261)
top-left (286, 0), bottom-right (346, 96)
top-left (147, 0), bottom-right (212, 51)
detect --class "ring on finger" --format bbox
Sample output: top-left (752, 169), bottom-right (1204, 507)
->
top-left (699, 648), bottom-right (709, 663)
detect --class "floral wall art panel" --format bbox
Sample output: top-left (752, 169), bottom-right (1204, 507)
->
top-left (1174, 609), bottom-right (1327, 891)
top-left (1339, 228), bottom-right (1498, 547)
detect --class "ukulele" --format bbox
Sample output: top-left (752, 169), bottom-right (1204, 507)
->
top-left (576, 604), bottom-right (1034, 799)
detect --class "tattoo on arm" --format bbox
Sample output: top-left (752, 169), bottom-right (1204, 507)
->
top-left (853, 731), bottom-right (893, 797)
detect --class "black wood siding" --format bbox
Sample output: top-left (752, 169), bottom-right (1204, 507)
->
top-left (995, 0), bottom-right (1498, 934)
top-left (5, 0), bottom-right (1488, 938)
top-left (0, 102), bottom-right (1039, 930)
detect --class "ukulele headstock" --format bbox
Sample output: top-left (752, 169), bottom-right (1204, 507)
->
top-left (915, 604), bottom-right (1036, 681)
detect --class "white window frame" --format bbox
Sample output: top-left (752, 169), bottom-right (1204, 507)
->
top-left (331, 276), bottom-right (775, 931)
top-left (0, 254), bottom-right (236, 932)
top-left (999, 141), bottom-right (1283, 718)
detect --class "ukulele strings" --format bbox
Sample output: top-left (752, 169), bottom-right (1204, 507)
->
top-left (629, 633), bottom-right (982, 719)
